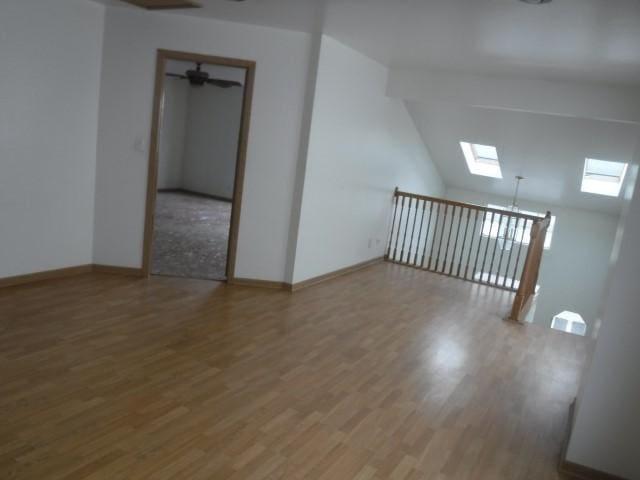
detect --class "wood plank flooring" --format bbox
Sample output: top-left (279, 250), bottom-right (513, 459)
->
top-left (0, 263), bottom-right (589, 479)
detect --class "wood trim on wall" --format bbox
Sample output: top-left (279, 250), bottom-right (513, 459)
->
top-left (92, 265), bottom-right (145, 277)
top-left (289, 257), bottom-right (384, 292)
top-left (1, 257), bottom-right (384, 292)
top-left (0, 264), bottom-right (145, 289)
top-left (141, 49), bottom-right (256, 282)
top-left (559, 400), bottom-right (630, 480)
top-left (560, 461), bottom-right (630, 480)
top-left (228, 278), bottom-right (290, 290)
top-left (0, 265), bottom-right (94, 288)
top-left (228, 258), bottom-right (385, 292)
top-left (157, 188), bottom-right (232, 203)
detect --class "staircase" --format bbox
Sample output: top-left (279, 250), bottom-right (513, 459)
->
top-left (385, 188), bottom-right (551, 321)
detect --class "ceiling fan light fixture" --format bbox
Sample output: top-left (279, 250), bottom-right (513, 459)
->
top-left (123, 0), bottom-right (202, 10)
top-left (519, 0), bottom-right (552, 4)
top-left (165, 62), bottom-right (243, 88)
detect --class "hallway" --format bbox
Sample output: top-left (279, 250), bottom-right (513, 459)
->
top-left (0, 264), bottom-right (590, 479)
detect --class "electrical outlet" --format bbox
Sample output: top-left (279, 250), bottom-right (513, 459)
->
top-left (134, 137), bottom-right (147, 153)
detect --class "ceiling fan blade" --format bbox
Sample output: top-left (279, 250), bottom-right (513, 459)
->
top-left (166, 73), bottom-right (187, 79)
top-left (206, 78), bottom-right (242, 88)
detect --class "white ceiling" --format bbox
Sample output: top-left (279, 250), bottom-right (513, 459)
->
top-left (93, 0), bottom-right (640, 214)
top-left (95, 0), bottom-right (640, 86)
top-left (407, 102), bottom-right (640, 214)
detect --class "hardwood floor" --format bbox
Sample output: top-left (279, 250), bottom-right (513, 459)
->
top-left (0, 263), bottom-right (589, 479)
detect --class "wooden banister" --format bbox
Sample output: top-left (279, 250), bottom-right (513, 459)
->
top-left (394, 190), bottom-right (542, 223)
top-left (509, 212), bottom-right (551, 322)
top-left (386, 189), bottom-right (550, 294)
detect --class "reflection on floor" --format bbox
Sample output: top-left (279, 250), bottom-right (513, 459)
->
top-left (151, 190), bottom-right (231, 280)
top-left (0, 264), bottom-right (590, 479)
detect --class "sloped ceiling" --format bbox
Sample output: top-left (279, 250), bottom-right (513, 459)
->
top-left (407, 102), bottom-right (640, 214)
top-left (92, 0), bottom-right (640, 214)
top-left (93, 0), bottom-right (640, 86)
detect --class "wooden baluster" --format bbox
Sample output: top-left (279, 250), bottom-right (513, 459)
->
top-left (480, 211), bottom-right (497, 283)
top-left (510, 218), bottom-right (530, 290)
top-left (496, 214), bottom-right (511, 286)
top-left (393, 195), bottom-right (406, 261)
top-left (488, 213), bottom-right (505, 285)
top-left (456, 208), bottom-right (472, 277)
top-left (501, 216), bottom-right (521, 288)
top-left (435, 204), bottom-right (449, 271)
top-left (407, 198), bottom-right (420, 264)
top-left (443, 205), bottom-right (456, 273)
top-left (413, 199), bottom-right (427, 265)
top-left (472, 210), bottom-right (488, 281)
top-left (421, 201), bottom-right (435, 268)
top-left (448, 206), bottom-right (463, 275)
top-left (386, 190), bottom-right (400, 259)
top-left (464, 209), bottom-right (479, 280)
top-left (428, 203), bottom-right (442, 270)
top-left (400, 197), bottom-right (413, 263)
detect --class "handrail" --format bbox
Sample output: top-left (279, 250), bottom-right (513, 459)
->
top-left (386, 188), bottom-right (550, 294)
top-left (395, 190), bottom-right (543, 223)
top-left (509, 212), bottom-right (551, 322)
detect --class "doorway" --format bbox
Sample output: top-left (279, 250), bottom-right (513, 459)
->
top-left (142, 50), bottom-right (255, 282)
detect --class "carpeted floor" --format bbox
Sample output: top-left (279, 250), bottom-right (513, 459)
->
top-left (151, 191), bottom-right (231, 280)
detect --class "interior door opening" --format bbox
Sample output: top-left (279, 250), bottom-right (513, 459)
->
top-left (142, 50), bottom-right (255, 282)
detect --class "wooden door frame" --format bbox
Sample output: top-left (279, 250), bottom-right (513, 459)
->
top-left (142, 49), bottom-right (256, 281)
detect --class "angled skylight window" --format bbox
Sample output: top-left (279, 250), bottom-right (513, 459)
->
top-left (460, 142), bottom-right (503, 179)
top-left (581, 158), bottom-right (628, 197)
top-left (551, 311), bottom-right (586, 337)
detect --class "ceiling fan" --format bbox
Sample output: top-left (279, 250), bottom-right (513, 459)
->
top-left (166, 63), bottom-right (242, 88)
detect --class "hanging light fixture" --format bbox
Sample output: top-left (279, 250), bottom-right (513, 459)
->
top-left (499, 176), bottom-right (524, 251)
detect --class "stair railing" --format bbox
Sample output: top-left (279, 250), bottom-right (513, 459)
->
top-left (385, 188), bottom-right (550, 303)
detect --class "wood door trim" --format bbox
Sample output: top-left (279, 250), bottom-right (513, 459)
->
top-left (141, 49), bottom-right (256, 282)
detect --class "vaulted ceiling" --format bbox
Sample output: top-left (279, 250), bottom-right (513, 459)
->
top-left (96, 0), bottom-right (640, 86)
top-left (94, 0), bottom-right (640, 214)
top-left (407, 103), bottom-right (639, 214)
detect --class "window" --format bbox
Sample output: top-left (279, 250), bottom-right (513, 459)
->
top-left (551, 311), bottom-right (586, 336)
top-left (482, 205), bottom-right (556, 249)
top-left (460, 142), bottom-right (503, 178)
top-left (581, 158), bottom-right (628, 197)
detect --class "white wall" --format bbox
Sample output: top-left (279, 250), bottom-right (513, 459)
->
top-left (566, 160), bottom-right (640, 479)
top-left (157, 77), bottom-right (243, 199)
top-left (181, 85), bottom-right (244, 199)
top-left (291, 36), bottom-right (444, 283)
top-left (0, 0), bottom-right (104, 278)
top-left (157, 78), bottom-right (188, 190)
top-left (93, 7), bottom-right (314, 281)
top-left (445, 188), bottom-right (619, 334)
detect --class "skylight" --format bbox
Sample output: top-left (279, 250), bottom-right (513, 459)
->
top-left (580, 158), bottom-right (628, 197)
top-left (551, 311), bottom-right (586, 337)
top-left (460, 142), bottom-right (503, 179)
